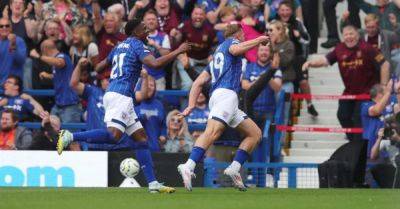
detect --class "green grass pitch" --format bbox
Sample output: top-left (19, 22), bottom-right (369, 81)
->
top-left (1, 188), bottom-right (399, 209)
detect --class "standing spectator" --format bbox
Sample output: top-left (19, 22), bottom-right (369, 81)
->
top-left (7, 0), bottom-right (38, 89)
top-left (356, 0), bottom-right (400, 31)
top-left (37, 19), bottom-right (71, 53)
top-left (239, 3), bottom-right (264, 62)
top-left (321, 0), bottom-right (361, 48)
top-left (0, 17), bottom-right (26, 85)
top-left (264, 0), bottom-right (303, 22)
top-left (143, 9), bottom-right (171, 90)
top-left (277, 0), bottom-right (318, 116)
top-left (303, 25), bottom-right (390, 141)
top-left (0, 75), bottom-right (45, 121)
top-left (359, 14), bottom-right (399, 74)
top-left (30, 111), bottom-right (59, 150)
top-left (197, 0), bottom-right (236, 24)
top-left (242, 44), bottom-right (282, 128)
top-left (214, 7), bottom-right (236, 44)
top-left (30, 39), bottom-right (81, 123)
top-left (163, 109), bottom-right (193, 153)
top-left (38, 0), bottom-right (86, 28)
top-left (155, 0), bottom-right (183, 35)
top-left (136, 76), bottom-right (167, 152)
top-left (186, 92), bottom-right (209, 126)
top-left (171, 5), bottom-right (216, 90)
top-left (268, 20), bottom-right (295, 131)
top-left (0, 109), bottom-right (32, 150)
top-left (93, 10), bottom-right (127, 79)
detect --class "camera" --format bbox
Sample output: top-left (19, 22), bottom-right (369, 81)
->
top-left (382, 112), bottom-right (400, 139)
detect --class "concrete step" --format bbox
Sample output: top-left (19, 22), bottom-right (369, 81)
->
top-left (293, 132), bottom-right (346, 141)
top-left (299, 108), bottom-right (335, 116)
top-left (309, 87), bottom-right (344, 94)
top-left (291, 140), bottom-right (346, 149)
top-left (283, 156), bottom-right (329, 163)
top-left (290, 148), bottom-right (335, 157)
top-left (297, 116), bottom-right (340, 125)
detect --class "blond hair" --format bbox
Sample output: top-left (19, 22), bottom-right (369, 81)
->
top-left (269, 20), bottom-right (289, 41)
top-left (364, 13), bottom-right (379, 24)
top-left (224, 23), bottom-right (242, 38)
top-left (73, 25), bottom-right (94, 48)
top-left (166, 109), bottom-right (191, 139)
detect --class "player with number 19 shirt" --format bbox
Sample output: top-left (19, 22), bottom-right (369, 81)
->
top-left (178, 23), bottom-right (270, 191)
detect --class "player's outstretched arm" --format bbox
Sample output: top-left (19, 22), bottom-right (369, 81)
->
top-left (95, 58), bottom-right (110, 72)
top-left (180, 71), bottom-right (211, 117)
top-left (229, 36), bottom-right (269, 56)
top-left (142, 42), bottom-right (190, 69)
top-left (70, 58), bottom-right (88, 96)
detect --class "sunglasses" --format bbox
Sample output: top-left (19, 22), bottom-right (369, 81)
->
top-left (0, 24), bottom-right (10, 29)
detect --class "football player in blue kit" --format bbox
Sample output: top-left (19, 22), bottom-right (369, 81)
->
top-left (56, 19), bottom-right (190, 193)
top-left (178, 23), bottom-right (270, 191)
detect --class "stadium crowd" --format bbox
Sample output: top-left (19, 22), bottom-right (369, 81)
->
top-left (0, 0), bottom-right (400, 187)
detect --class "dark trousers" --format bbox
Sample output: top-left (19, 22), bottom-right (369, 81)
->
top-left (371, 163), bottom-right (400, 188)
top-left (337, 100), bottom-right (364, 141)
top-left (323, 0), bottom-right (361, 40)
top-left (301, 0), bottom-right (319, 53)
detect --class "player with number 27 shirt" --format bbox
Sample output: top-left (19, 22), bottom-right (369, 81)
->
top-left (178, 23), bottom-right (270, 191)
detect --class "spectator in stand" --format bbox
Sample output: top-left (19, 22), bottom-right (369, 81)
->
top-left (370, 127), bottom-right (400, 188)
top-left (0, 109), bottom-right (32, 150)
top-left (264, 0), bottom-right (302, 23)
top-left (30, 39), bottom-right (81, 123)
top-left (303, 25), bottom-right (390, 142)
top-left (154, 0), bottom-right (183, 35)
top-left (362, 82), bottom-right (397, 158)
top-left (250, 0), bottom-right (266, 26)
top-left (214, 7), bottom-right (236, 44)
top-left (0, 17), bottom-right (26, 85)
top-left (355, 0), bottom-right (400, 32)
top-left (321, 0), bottom-right (361, 48)
top-left (69, 25), bottom-right (99, 83)
top-left (242, 44), bottom-right (282, 129)
top-left (0, 75), bottom-right (45, 121)
top-left (93, 10), bottom-right (127, 79)
top-left (186, 92), bottom-right (209, 126)
top-left (143, 9), bottom-right (171, 90)
top-left (37, 0), bottom-right (86, 28)
top-left (30, 111), bottom-right (59, 150)
top-left (6, 0), bottom-right (38, 90)
top-left (135, 76), bottom-right (167, 152)
top-left (268, 20), bottom-right (295, 132)
top-left (238, 3), bottom-right (264, 62)
top-left (277, 0), bottom-right (318, 116)
top-left (163, 109), bottom-right (193, 153)
top-left (107, 3), bottom-right (126, 29)
top-left (171, 5), bottom-right (216, 90)
top-left (358, 14), bottom-right (400, 74)
top-left (197, 0), bottom-right (238, 24)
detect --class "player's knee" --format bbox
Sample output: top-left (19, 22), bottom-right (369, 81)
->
top-left (204, 126), bottom-right (223, 141)
top-left (131, 128), bottom-right (148, 143)
top-left (252, 127), bottom-right (262, 144)
top-left (108, 127), bottom-right (123, 141)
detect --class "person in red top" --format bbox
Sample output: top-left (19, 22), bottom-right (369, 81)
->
top-left (303, 24), bottom-right (390, 141)
top-left (155, 0), bottom-right (183, 35)
top-left (170, 5), bottom-right (216, 90)
top-left (93, 10), bottom-right (127, 79)
top-left (0, 109), bottom-right (32, 150)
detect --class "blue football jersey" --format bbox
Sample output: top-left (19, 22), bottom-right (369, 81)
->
top-left (82, 85), bottom-right (106, 130)
top-left (107, 37), bottom-right (150, 97)
top-left (206, 38), bottom-right (243, 94)
top-left (53, 53), bottom-right (79, 106)
top-left (3, 96), bottom-right (34, 120)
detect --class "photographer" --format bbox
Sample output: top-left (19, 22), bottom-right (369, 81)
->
top-left (370, 127), bottom-right (400, 188)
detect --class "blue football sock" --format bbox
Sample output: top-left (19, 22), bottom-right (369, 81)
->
top-left (189, 146), bottom-right (206, 163)
top-left (72, 129), bottom-right (116, 144)
top-left (233, 149), bottom-right (250, 165)
top-left (135, 141), bottom-right (156, 184)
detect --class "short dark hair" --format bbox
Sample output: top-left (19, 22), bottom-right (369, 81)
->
top-left (370, 84), bottom-right (383, 99)
top-left (7, 75), bottom-right (23, 94)
top-left (341, 24), bottom-right (359, 33)
top-left (2, 109), bottom-right (18, 122)
top-left (125, 18), bottom-right (143, 36)
top-left (279, 0), bottom-right (295, 11)
top-left (144, 9), bottom-right (157, 18)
